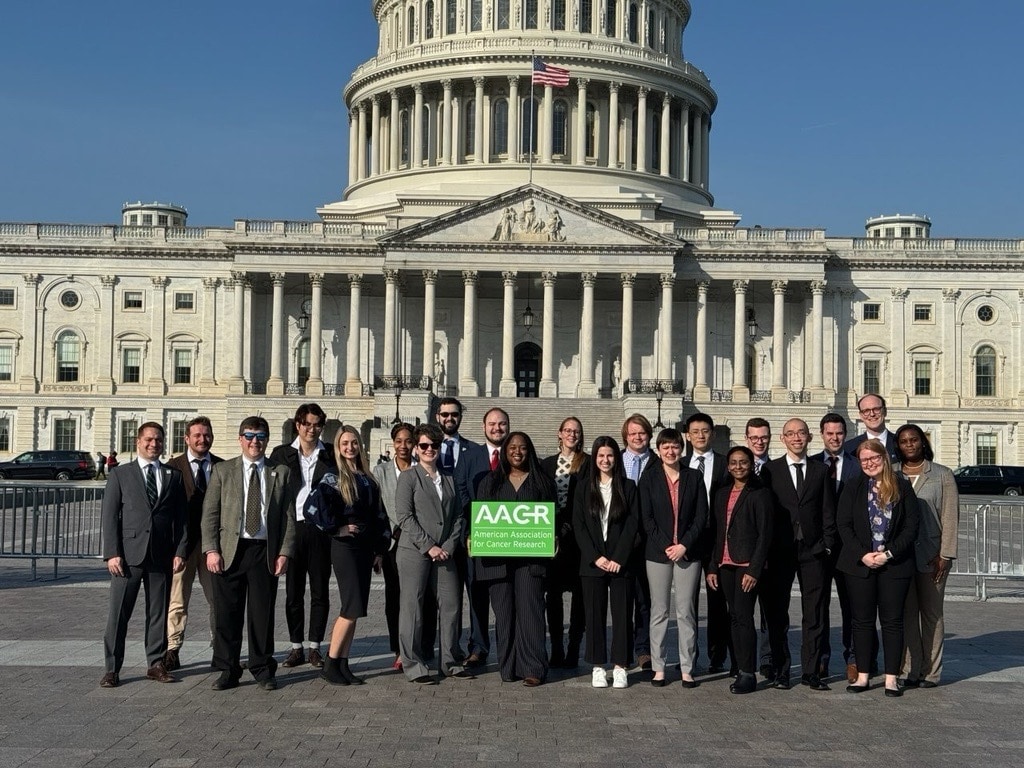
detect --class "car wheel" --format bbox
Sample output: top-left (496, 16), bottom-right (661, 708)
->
top-left (1005, 487), bottom-right (1021, 497)
top-left (0, 470), bottom-right (7, 480)
top-left (55, 470), bottom-right (72, 481)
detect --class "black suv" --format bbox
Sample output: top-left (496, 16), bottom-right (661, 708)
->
top-left (0, 451), bottom-right (96, 481)
top-left (952, 465), bottom-right (1024, 496)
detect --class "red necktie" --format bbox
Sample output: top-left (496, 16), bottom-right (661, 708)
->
top-left (490, 448), bottom-right (499, 471)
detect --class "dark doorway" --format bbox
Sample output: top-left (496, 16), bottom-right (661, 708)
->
top-left (515, 342), bottom-right (541, 398)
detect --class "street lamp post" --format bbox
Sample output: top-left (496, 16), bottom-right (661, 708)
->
top-left (392, 378), bottom-right (404, 425)
top-left (654, 384), bottom-right (665, 429)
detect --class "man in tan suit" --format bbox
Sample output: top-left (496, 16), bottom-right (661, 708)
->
top-left (202, 416), bottom-right (295, 691)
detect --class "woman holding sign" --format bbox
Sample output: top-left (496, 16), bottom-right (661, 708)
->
top-left (573, 436), bottom-right (639, 689)
top-left (474, 432), bottom-right (558, 687)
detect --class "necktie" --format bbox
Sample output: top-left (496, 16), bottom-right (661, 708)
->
top-left (244, 464), bottom-right (262, 536)
top-left (828, 455), bottom-right (837, 480)
top-left (490, 448), bottom-right (499, 471)
top-left (696, 455), bottom-right (705, 476)
top-left (441, 440), bottom-right (455, 471)
top-left (794, 462), bottom-right (805, 496)
top-left (754, 461), bottom-right (762, 476)
top-left (145, 463), bottom-right (158, 508)
top-left (193, 458), bottom-right (207, 492)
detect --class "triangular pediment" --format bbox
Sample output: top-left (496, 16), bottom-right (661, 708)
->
top-left (378, 184), bottom-right (680, 251)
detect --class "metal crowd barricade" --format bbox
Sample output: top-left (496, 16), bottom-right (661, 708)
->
top-left (949, 499), bottom-right (1024, 600)
top-left (0, 481), bottom-right (105, 579)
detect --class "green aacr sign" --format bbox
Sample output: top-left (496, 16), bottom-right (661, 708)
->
top-left (468, 501), bottom-right (556, 557)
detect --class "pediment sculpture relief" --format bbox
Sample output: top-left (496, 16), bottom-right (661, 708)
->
top-left (492, 200), bottom-right (566, 243)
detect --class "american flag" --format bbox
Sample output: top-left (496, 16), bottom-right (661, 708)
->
top-left (532, 57), bottom-right (570, 88)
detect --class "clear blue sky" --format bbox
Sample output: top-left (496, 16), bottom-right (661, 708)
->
top-left (2, 0), bottom-right (1021, 236)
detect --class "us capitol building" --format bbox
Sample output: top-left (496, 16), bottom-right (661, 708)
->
top-left (1, 0), bottom-right (1020, 464)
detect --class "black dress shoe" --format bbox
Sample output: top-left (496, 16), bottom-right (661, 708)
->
top-left (680, 678), bottom-right (698, 689)
top-left (651, 677), bottom-right (668, 688)
top-left (901, 678), bottom-right (921, 688)
top-left (730, 673), bottom-right (757, 695)
top-left (163, 648), bottom-right (181, 671)
top-left (412, 675), bottom-right (437, 685)
top-left (884, 686), bottom-right (904, 698)
top-left (281, 648), bottom-right (306, 668)
top-left (450, 670), bottom-right (475, 680)
top-left (99, 672), bottom-right (119, 689)
top-left (212, 673), bottom-right (239, 691)
top-left (257, 677), bottom-right (278, 691)
top-left (800, 674), bottom-right (830, 691)
top-left (919, 680), bottom-right (938, 689)
top-left (707, 664), bottom-right (725, 674)
top-left (465, 652), bottom-right (487, 668)
top-left (759, 663), bottom-right (774, 680)
top-left (773, 674), bottom-right (791, 690)
top-left (846, 683), bottom-right (870, 693)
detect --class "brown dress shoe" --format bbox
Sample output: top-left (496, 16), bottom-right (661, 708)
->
top-left (846, 663), bottom-right (858, 684)
top-left (163, 648), bottom-right (181, 671)
top-left (522, 676), bottom-right (542, 687)
top-left (100, 672), bottom-right (119, 688)
top-left (465, 652), bottom-right (487, 668)
top-left (146, 661), bottom-right (177, 683)
top-left (308, 648), bottom-right (324, 668)
top-left (637, 654), bottom-right (652, 671)
top-left (282, 648), bottom-right (306, 668)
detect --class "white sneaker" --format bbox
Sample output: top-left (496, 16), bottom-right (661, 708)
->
top-left (592, 666), bottom-right (609, 688)
top-left (612, 667), bottom-right (628, 689)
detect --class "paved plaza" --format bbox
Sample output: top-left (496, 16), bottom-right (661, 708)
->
top-left (0, 561), bottom-right (1021, 768)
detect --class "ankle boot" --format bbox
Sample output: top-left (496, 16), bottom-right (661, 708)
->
top-left (321, 656), bottom-right (348, 685)
top-left (339, 657), bottom-right (365, 685)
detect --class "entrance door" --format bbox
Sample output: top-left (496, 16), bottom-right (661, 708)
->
top-left (515, 342), bottom-right (541, 398)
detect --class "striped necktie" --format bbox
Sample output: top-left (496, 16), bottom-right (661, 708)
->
top-left (145, 463), bottom-right (158, 508)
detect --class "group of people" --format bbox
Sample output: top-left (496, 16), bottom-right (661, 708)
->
top-left (100, 393), bottom-right (959, 698)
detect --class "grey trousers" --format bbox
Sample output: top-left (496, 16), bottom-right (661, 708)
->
top-left (397, 545), bottom-right (462, 680)
top-left (902, 568), bottom-right (949, 683)
top-left (646, 558), bottom-right (702, 674)
top-left (104, 558), bottom-right (171, 673)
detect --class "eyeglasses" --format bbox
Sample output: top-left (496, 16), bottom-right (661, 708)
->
top-left (298, 420), bottom-right (324, 430)
top-left (417, 442), bottom-right (440, 451)
top-left (859, 454), bottom-right (884, 466)
top-left (560, 428), bottom-right (581, 436)
top-left (783, 430), bottom-right (809, 438)
top-left (241, 432), bottom-right (269, 442)
top-left (746, 436), bottom-right (770, 443)
top-left (437, 411), bottom-right (460, 419)
top-left (859, 407), bottom-right (884, 416)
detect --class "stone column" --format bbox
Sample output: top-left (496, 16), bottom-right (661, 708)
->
top-left (620, 272), bottom-right (635, 395)
top-left (660, 93), bottom-right (671, 177)
top-left (889, 286), bottom-right (909, 405)
top-left (636, 87), bottom-right (648, 172)
top-left (499, 271), bottom-right (518, 396)
top-left (771, 280), bottom-right (787, 396)
top-left (691, 110), bottom-right (703, 187)
top-left (370, 96), bottom-right (381, 177)
top-left (507, 76), bottom-right (519, 162)
top-left (575, 78), bottom-right (589, 165)
top-left (266, 272), bottom-right (285, 396)
top-left (811, 280), bottom-right (826, 394)
top-left (441, 79), bottom-right (453, 165)
top-left (540, 271), bottom-right (558, 397)
top-left (732, 279), bottom-right (749, 401)
top-left (305, 273), bottom-right (324, 396)
top-left (941, 288), bottom-right (960, 406)
top-left (389, 90), bottom-right (400, 172)
top-left (473, 77), bottom-right (485, 162)
top-left (608, 83), bottom-right (620, 168)
top-left (541, 84), bottom-right (554, 163)
top-left (680, 102), bottom-right (690, 182)
top-left (701, 113), bottom-right (710, 189)
top-left (383, 269), bottom-right (399, 379)
top-left (659, 273), bottom-right (674, 381)
top-left (412, 84), bottom-right (424, 166)
top-left (357, 102), bottom-right (368, 180)
top-left (228, 271), bottom-right (247, 393)
top-left (94, 275), bottom-right (114, 394)
top-left (146, 276), bottom-right (168, 395)
top-left (577, 272), bottom-right (598, 397)
top-left (200, 277), bottom-right (219, 389)
top-left (422, 270), bottom-right (437, 385)
top-left (693, 281), bottom-right (710, 401)
top-left (348, 111), bottom-right (359, 186)
top-left (344, 274), bottom-right (363, 396)
top-left (460, 271), bottom-right (479, 396)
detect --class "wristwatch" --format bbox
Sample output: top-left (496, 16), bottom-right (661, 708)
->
top-left (884, 549), bottom-right (894, 562)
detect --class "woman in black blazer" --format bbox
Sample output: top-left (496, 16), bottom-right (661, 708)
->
top-left (638, 428), bottom-right (709, 687)
top-left (837, 438), bottom-right (920, 697)
top-left (475, 432), bottom-right (558, 687)
top-left (572, 436), bottom-right (639, 689)
top-left (706, 446), bottom-right (773, 694)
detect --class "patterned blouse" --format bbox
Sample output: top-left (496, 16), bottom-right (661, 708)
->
top-left (867, 477), bottom-right (893, 551)
top-left (554, 453), bottom-right (573, 511)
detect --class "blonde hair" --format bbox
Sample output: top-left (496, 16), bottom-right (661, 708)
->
top-left (334, 425), bottom-right (377, 506)
top-left (857, 438), bottom-right (899, 508)
top-left (557, 416), bottom-right (587, 474)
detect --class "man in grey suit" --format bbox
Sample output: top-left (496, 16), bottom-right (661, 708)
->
top-left (101, 422), bottom-right (187, 688)
top-left (202, 416), bottom-right (296, 691)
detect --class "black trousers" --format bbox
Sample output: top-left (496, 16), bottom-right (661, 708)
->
top-left (284, 521), bottom-right (332, 644)
top-left (718, 566), bottom-right (758, 675)
top-left (845, 567), bottom-right (912, 676)
top-left (581, 573), bottom-right (633, 667)
top-left (103, 554), bottom-right (171, 673)
top-left (458, 547), bottom-right (491, 657)
top-left (693, 563), bottom-right (734, 669)
top-left (211, 539), bottom-right (278, 682)
top-left (632, 566), bottom-right (651, 656)
top-left (488, 564), bottom-right (547, 681)
top-left (383, 544), bottom-right (436, 656)
top-left (763, 543), bottom-right (829, 676)
top-left (545, 552), bottom-right (585, 658)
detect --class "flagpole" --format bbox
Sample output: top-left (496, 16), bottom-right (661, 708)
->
top-left (529, 50), bottom-right (535, 185)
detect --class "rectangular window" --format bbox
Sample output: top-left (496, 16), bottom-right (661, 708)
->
top-left (913, 361), bottom-right (932, 396)
top-left (173, 349), bottom-right (192, 385)
top-left (551, 0), bottom-right (565, 30)
top-left (580, 0), bottom-right (593, 33)
top-left (142, 214), bottom-right (153, 225)
top-left (884, 227), bottom-right (894, 237)
top-left (913, 303), bottom-right (932, 322)
top-left (900, 226), bottom-right (911, 238)
top-left (447, 0), bottom-right (457, 33)
top-left (605, 0), bottom-right (616, 36)
top-left (0, 288), bottom-right (14, 307)
top-left (0, 345), bottom-right (13, 382)
top-left (863, 359), bottom-right (880, 395)
top-left (915, 227), bottom-right (923, 237)
top-left (174, 292), bottom-right (195, 311)
top-left (496, 0), bottom-right (510, 29)
top-left (54, 418), bottom-right (77, 451)
top-left (976, 434), bottom-right (997, 465)
top-left (129, 214), bottom-right (138, 225)
top-left (123, 291), bottom-right (144, 310)
top-left (0, 417), bottom-right (9, 452)
top-left (122, 348), bottom-right (141, 383)
top-left (171, 420), bottom-right (187, 455)
top-left (157, 214), bottom-right (168, 226)
top-left (524, 0), bottom-right (538, 28)
top-left (471, 0), bottom-right (483, 30)
top-left (862, 303), bottom-right (881, 321)
top-left (119, 419), bottom-right (138, 455)
top-left (57, 335), bottom-right (79, 382)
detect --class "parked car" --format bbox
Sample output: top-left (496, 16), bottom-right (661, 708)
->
top-left (952, 464), bottom-right (1024, 496)
top-left (0, 451), bottom-right (97, 481)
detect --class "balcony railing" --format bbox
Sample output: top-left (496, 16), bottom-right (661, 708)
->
top-left (624, 379), bottom-right (688, 395)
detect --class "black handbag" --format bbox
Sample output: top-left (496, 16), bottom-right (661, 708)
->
top-left (303, 474), bottom-right (342, 534)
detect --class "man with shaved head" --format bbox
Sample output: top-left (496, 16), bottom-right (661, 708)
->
top-left (760, 418), bottom-right (837, 692)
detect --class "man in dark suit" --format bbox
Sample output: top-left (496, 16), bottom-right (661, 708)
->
top-left (744, 417), bottom-right (774, 676)
top-left (761, 418), bottom-right (837, 691)
top-left (811, 413), bottom-right (861, 682)
top-left (270, 403), bottom-right (334, 670)
top-left (163, 416), bottom-right (222, 671)
top-left (202, 416), bottom-right (296, 691)
top-left (685, 412), bottom-right (731, 674)
top-left (101, 422), bottom-right (187, 688)
top-left (844, 393), bottom-right (898, 461)
top-left (621, 413), bottom-right (658, 670)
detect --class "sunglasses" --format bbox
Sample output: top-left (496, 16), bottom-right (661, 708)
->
top-left (418, 442), bottom-right (440, 451)
top-left (241, 432), bottom-right (269, 442)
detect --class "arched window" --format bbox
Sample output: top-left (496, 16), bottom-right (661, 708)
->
top-left (407, 7), bottom-right (416, 44)
top-left (425, 0), bottom-right (435, 38)
top-left (470, 0), bottom-right (483, 31)
top-left (464, 98), bottom-right (476, 157)
top-left (552, 99), bottom-right (569, 156)
top-left (446, 0), bottom-right (457, 34)
top-left (521, 97), bottom-right (539, 156)
top-left (56, 330), bottom-right (80, 382)
top-left (492, 98), bottom-right (509, 155)
top-left (585, 102), bottom-right (598, 158)
top-left (525, 0), bottom-right (539, 29)
top-left (628, 2), bottom-right (639, 43)
top-left (580, 0), bottom-right (593, 33)
top-left (976, 345), bottom-right (997, 396)
top-left (552, 0), bottom-right (566, 30)
top-left (646, 9), bottom-right (656, 48)
top-left (651, 104), bottom-right (661, 170)
top-left (399, 109), bottom-right (410, 166)
top-left (497, 0), bottom-right (511, 29)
